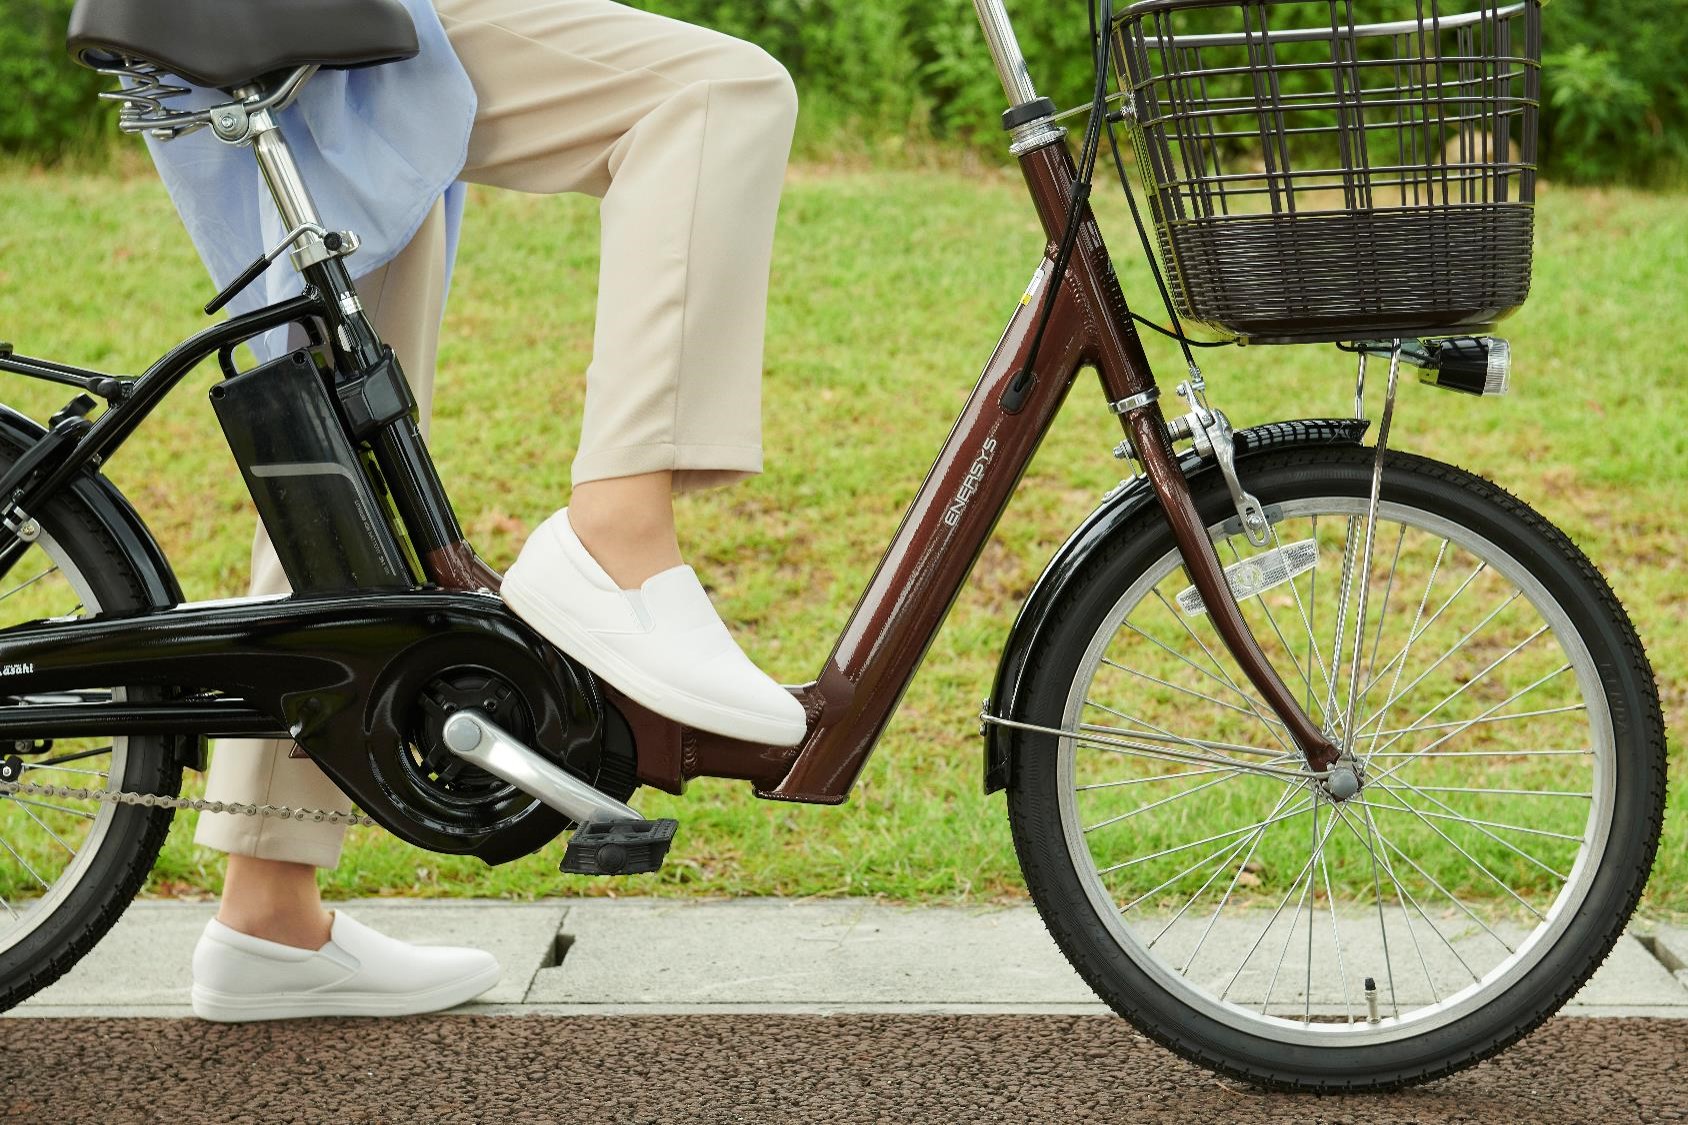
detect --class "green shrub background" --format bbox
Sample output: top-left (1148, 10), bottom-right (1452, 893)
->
top-left (2, 0), bottom-right (1683, 181)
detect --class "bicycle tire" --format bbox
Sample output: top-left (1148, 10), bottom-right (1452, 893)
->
top-left (1005, 444), bottom-right (1666, 1090)
top-left (0, 429), bottom-right (182, 1011)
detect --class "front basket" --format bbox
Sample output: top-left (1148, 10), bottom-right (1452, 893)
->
top-left (1112, 0), bottom-right (1542, 344)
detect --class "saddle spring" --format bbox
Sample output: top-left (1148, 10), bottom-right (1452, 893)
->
top-left (91, 57), bottom-right (205, 140)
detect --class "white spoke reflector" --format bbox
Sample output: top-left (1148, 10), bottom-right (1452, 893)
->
top-left (1177, 539), bottom-right (1318, 616)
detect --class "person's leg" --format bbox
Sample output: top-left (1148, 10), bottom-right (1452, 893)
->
top-left (194, 200), bottom-right (449, 946)
top-left (438, 0), bottom-right (805, 739)
top-left (204, 1), bottom-right (801, 939)
top-left (436, 0), bottom-right (795, 523)
top-left (189, 199), bottom-right (500, 1023)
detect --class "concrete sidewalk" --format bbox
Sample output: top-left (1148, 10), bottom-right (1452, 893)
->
top-left (13, 899), bottom-right (1688, 1018)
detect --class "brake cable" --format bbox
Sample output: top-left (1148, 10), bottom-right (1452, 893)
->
top-left (1014, 0), bottom-right (1230, 409)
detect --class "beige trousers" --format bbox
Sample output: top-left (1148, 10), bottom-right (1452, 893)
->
top-left (193, 0), bottom-right (798, 867)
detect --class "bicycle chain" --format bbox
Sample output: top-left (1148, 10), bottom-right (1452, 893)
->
top-left (0, 778), bottom-right (378, 827)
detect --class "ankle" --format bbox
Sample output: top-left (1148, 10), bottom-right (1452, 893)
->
top-left (565, 471), bottom-right (685, 588)
top-left (216, 903), bottom-right (333, 951)
top-left (218, 854), bottom-right (333, 950)
top-left (566, 507), bottom-right (682, 590)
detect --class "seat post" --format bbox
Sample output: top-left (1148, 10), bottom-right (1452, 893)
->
top-left (225, 89), bottom-right (381, 368)
top-left (240, 103), bottom-right (326, 232)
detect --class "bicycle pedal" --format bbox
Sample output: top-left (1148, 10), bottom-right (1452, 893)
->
top-left (560, 818), bottom-right (677, 876)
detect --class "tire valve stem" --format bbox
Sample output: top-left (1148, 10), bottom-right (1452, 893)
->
top-left (1364, 976), bottom-right (1380, 1024)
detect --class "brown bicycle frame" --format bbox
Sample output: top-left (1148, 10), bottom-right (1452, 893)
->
top-left (431, 133), bottom-right (1341, 801)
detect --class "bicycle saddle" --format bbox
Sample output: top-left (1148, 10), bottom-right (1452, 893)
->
top-left (66, 0), bottom-right (420, 90)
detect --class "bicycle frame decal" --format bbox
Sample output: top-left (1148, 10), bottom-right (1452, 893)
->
top-left (943, 437), bottom-right (999, 528)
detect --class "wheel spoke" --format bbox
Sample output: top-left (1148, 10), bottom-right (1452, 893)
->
top-left (1343, 801), bottom-right (1446, 1001)
top-left (1368, 704), bottom-right (1587, 738)
top-left (1357, 831), bottom-right (1505, 972)
top-left (1354, 590), bottom-right (1528, 745)
top-left (1100, 656), bottom-right (1287, 730)
top-left (10, 800), bottom-right (77, 857)
top-left (1352, 794), bottom-right (1583, 844)
top-left (1256, 831), bottom-right (1322, 1014)
top-left (1317, 799), bottom-right (1356, 1023)
top-left (1395, 785), bottom-right (1590, 799)
top-left (1083, 767), bottom-right (1254, 834)
top-left (1324, 514), bottom-right (1363, 734)
top-left (1224, 534), bottom-right (1319, 723)
top-left (1095, 798), bottom-right (1317, 876)
top-left (1119, 618), bottom-right (1285, 735)
top-left (1270, 519), bottom-right (1338, 723)
top-left (1124, 829), bottom-right (1263, 920)
top-left (1305, 802), bottom-right (1317, 1023)
top-left (1355, 549), bottom-right (1469, 710)
top-left (0, 832), bottom-right (51, 891)
top-left (1305, 515), bottom-right (1326, 719)
top-left (0, 565), bottom-right (61, 604)
top-left (1171, 781), bottom-right (1304, 964)
top-left (1218, 813), bottom-right (1325, 1002)
top-left (1365, 749), bottom-right (1591, 759)
top-left (1373, 825), bottom-right (1515, 958)
top-left (1359, 785), bottom-right (1547, 920)
top-left (1350, 800), bottom-right (1404, 1016)
top-left (1363, 663), bottom-right (1574, 785)
top-left (1369, 776), bottom-right (1572, 881)
top-left (1150, 589), bottom-right (1297, 757)
top-left (1360, 524), bottom-right (1410, 711)
top-left (7, 797), bottom-right (96, 821)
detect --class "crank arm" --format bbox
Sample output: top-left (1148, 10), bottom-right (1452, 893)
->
top-left (441, 709), bottom-right (640, 826)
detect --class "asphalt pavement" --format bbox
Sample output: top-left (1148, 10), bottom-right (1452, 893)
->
top-left (11, 1013), bottom-right (1687, 1123)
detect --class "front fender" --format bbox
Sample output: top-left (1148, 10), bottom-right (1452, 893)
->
top-left (983, 418), bottom-right (1369, 793)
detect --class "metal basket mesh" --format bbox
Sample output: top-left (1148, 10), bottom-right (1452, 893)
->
top-left (1112, 0), bottom-right (1541, 343)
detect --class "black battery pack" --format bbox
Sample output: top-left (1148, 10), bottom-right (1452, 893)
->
top-left (211, 350), bottom-right (412, 594)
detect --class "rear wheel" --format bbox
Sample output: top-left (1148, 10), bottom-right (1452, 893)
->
top-left (1005, 446), bottom-right (1665, 1090)
top-left (0, 434), bottom-right (181, 1010)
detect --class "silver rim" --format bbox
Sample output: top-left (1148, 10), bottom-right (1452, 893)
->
top-left (0, 531), bottom-right (130, 957)
top-left (1057, 496), bottom-right (1614, 1046)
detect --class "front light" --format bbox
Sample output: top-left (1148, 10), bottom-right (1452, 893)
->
top-left (1421, 337), bottom-right (1510, 396)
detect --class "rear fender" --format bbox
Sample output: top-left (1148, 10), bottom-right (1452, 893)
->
top-left (0, 403), bottom-right (199, 768)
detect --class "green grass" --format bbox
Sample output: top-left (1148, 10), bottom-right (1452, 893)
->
top-left (0, 159), bottom-right (1681, 912)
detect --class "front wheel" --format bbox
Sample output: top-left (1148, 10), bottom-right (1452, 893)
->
top-left (1005, 445), bottom-right (1666, 1090)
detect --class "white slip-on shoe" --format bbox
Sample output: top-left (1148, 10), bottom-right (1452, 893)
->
top-left (190, 911), bottom-right (501, 1023)
top-left (500, 508), bottom-right (808, 747)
